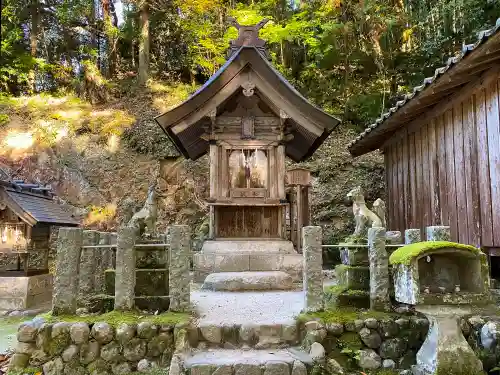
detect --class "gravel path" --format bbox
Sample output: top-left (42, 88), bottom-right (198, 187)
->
top-left (191, 290), bottom-right (305, 326)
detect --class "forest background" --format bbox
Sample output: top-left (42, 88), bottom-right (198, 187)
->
top-left (1, 0), bottom-right (500, 249)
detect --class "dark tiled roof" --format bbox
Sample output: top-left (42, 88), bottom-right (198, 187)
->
top-left (1, 181), bottom-right (79, 226)
top-left (348, 18), bottom-right (500, 154)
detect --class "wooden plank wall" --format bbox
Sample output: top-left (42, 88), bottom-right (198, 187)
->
top-left (385, 71), bottom-right (500, 247)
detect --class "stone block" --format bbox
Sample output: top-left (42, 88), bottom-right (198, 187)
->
top-left (404, 229), bottom-right (421, 244)
top-left (169, 225), bottom-right (191, 313)
top-left (105, 269), bottom-right (168, 296)
top-left (202, 271), bottom-right (293, 291)
top-left (368, 227), bottom-right (391, 311)
top-left (249, 254), bottom-right (282, 271)
top-left (114, 226), bottom-right (136, 311)
top-left (302, 226), bottom-right (323, 312)
top-left (336, 265), bottom-right (369, 290)
top-left (0, 274), bottom-right (53, 310)
top-left (213, 254), bottom-right (250, 272)
top-left (426, 226), bottom-right (451, 241)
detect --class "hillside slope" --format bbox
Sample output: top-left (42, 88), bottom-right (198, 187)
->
top-left (0, 81), bottom-right (383, 245)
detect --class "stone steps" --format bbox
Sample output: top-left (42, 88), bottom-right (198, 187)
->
top-left (195, 322), bottom-right (300, 350)
top-left (182, 348), bottom-right (313, 375)
top-left (201, 272), bottom-right (295, 292)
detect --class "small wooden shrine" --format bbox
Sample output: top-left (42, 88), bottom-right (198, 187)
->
top-left (156, 19), bottom-right (339, 249)
top-left (0, 178), bottom-right (79, 275)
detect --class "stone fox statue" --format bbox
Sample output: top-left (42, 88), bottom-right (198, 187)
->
top-left (346, 186), bottom-right (384, 238)
top-left (127, 184), bottom-right (159, 237)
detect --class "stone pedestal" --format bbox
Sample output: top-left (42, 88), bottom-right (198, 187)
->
top-left (426, 226), bottom-right (451, 241)
top-left (412, 306), bottom-right (483, 375)
top-left (405, 229), bottom-right (421, 244)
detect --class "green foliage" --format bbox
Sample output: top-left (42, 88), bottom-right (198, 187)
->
top-left (298, 307), bottom-right (397, 324)
top-left (389, 241), bottom-right (481, 265)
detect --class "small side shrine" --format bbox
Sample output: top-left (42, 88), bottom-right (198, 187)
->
top-left (0, 178), bottom-right (79, 310)
top-left (156, 20), bottom-right (339, 249)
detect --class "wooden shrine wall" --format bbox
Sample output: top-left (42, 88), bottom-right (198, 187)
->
top-left (215, 206), bottom-right (282, 238)
top-left (384, 69), bottom-right (500, 248)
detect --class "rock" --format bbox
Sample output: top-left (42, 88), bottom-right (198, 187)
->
top-left (468, 316), bottom-right (485, 329)
top-left (292, 360), bottom-right (307, 375)
top-left (147, 333), bottom-right (170, 357)
top-left (304, 330), bottom-right (324, 347)
top-left (344, 321), bottom-right (357, 332)
top-left (379, 319), bottom-right (399, 338)
top-left (112, 362), bottom-right (132, 375)
top-left (212, 365), bottom-right (233, 375)
top-left (137, 359), bottom-right (152, 372)
top-left (80, 340), bottom-right (100, 364)
top-left (326, 358), bottom-right (344, 374)
top-left (87, 358), bottom-right (111, 375)
top-left (305, 321), bottom-right (321, 331)
top-left (63, 362), bottom-right (87, 375)
top-left (101, 341), bottom-right (122, 362)
top-left (123, 338), bottom-right (146, 361)
top-left (62, 344), bottom-right (79, 362)
top-left (200, 325), bottom-right (222, 343)
top-left (235, 363), bottom-right (261, 375)
top-left (481, 321), bottom-right (500, 349)
top-left (15, 342), bottom-right (35, 355)
top-left (264, 361), bottom-right (290, 375)
top-left (364, 318), bottom-right (379, 329)
top-left (91, 322), bottom-right (114, 344)
top-left (395, 318), bottom-right (410, 330)
top-left (116, 323), bottom-right (135, 344)
top-left (359, 327), bottom-right (382, 349)
top-left (50, 322), bottom-right (71, 355)
top-left (76, 307), bottom-right (89, 316)
top-left (383, 359), bottom-right (397, 369)
top-left (191, 364), bottom-right (215, 375)
top-left (169, 355), bottom-right (183, 375)
top-left (358, 349), bottom-right (382, 370)
top-left (17, 321), bottom-right (37, 343)
top-left (137, 321), bottom-right (157, 339)
top-left (379, 338), bottom-right (407, 359)
top-left (326, 323), bottom-right (344, 336)
top-left (8, 353), bottom-right (29, 369)
top-left (399, 370), bottom-right (411, 375)
top-left (70, 322), bottom-right (90, 344)
top-left (354, 319), bottom-right (365, 331)
top-left (310, 342), bottom-right (325, 362)
top-left (43, 357), bottom-right (64, 375)
top-left (30, 349), bottom-right (51, 366)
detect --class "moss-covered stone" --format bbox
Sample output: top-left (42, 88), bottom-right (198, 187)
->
top-left (299, 307), bottom-right (397, 325)
top-left (336, 264), bottom-right (369, 290)
top-left (324, 284), bottom-right (370, 309)
top-left (338, 331), bottom-right (363, 351)
top-left (389, 241), bottom-right (481, 265)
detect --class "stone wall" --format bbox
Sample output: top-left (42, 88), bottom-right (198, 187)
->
top-left (300, 315), bottom-right (429, 372)
top-left (11, 317), bottom-right (185, 374)
top-left (462, 315), bottom-right (500, 373)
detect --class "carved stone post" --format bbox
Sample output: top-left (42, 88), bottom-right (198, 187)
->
top-left (405, 229), bottom-right (422, 244)
top-left (426, 226), bottom-right (451, 241)
top-left (368, 227), bottom-right (391, 311)
top-left (53, 227), bottom-right (83, 315)
top-left (114, 227), bottom-right (136, 311)
top-left (169, 225), bottom-right (191, 312)
top-left (302, 226), bottom-right (323, 312)
top-left (78, 230), bottom-right (99, 298)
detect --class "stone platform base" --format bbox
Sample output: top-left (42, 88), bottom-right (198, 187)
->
top-left (194, 252), bottom-right (303, 283)
top-left (202, 240), bottom-right (296, 253)
top-left (201, 271), bottom-right (294, 291)
top-left (87, 295), bottom-right (170, 313)
top-left (0, 274), bottom-right (53, 310)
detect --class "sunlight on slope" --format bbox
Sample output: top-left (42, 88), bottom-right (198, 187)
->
top-left (4, 132), bottom-right (34, 149)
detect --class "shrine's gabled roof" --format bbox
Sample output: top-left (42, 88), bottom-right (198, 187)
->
top-left (155, 38), bottom-right (340, 162)
top-left (0, 180), bottom-right (79, 226)
top-left (349, 18), bottom-right (500, 156)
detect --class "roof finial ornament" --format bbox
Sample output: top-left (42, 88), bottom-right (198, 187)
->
top-left (227, 17), bottom-right (270, 59)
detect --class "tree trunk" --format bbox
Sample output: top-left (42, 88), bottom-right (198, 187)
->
top-left (138, 2), bottom-right (150, 86)
top-left (29, 0), bottom-right (39, 93)
top-left (101, 0), bottom-right (111, 77)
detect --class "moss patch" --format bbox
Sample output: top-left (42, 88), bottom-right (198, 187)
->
top-left (298, 307), bottom-right (398, 324)
top-left (38, 310), bottom-right (190, 327)
top-left (389, 241), bottom-right (481, 265)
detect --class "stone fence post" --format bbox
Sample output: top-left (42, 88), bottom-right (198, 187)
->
top-left (368, 227), bottom-right (391, 311)
top-left (302, 226), bottom-right (323, 312)
top-left (114, 227), bottom-right (136, 311)
top-left (426, 226), bottom-right (451, 241)
top-left (404, 229), bottom-right (421, 244)
top-left (169, 225), bottom-right (191, 312)
top-left (53, 227), bottom-right (83, 315)
top-left (78, 230), bottom-right (99, 299)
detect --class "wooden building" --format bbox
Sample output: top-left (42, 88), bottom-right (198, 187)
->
top-left (348, 19), bottom-right (500, 256)
top-left (0, 179), bottom-right (79, 275)
top-left (156, 20), bottom-right (339, 249)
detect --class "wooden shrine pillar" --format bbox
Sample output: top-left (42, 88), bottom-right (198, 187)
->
top-left (286, 167), bottom-right (312, 252)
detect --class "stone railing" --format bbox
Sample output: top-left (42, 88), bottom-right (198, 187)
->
top-left (52, 225), bottom-right (191, 315)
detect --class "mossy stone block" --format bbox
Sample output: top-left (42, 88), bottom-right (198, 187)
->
top-left (136, 248), bottom-right (167, 269)
top-left (340, 247), bottom-right (368, 266)
top-left (336, 265), bottom-right (369, 290)
top-left (324, 285), bottom-right (370, 309)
